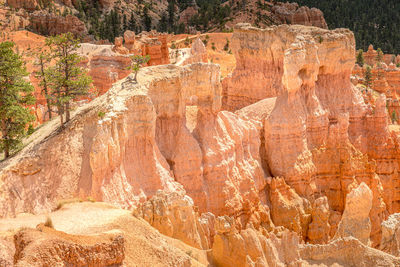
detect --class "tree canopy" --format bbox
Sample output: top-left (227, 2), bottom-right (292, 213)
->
top-left (0, 41), bottom-right (35, 158)
top-left (292, 0), bottom-right (400, 54)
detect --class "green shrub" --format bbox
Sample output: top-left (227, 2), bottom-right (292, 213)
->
top-left (98, 111), bottom-right (106, 119)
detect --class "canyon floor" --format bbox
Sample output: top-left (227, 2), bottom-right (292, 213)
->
top-left (3, 23), bottom-right (400, 266)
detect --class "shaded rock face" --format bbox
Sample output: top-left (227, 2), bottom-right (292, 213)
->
top-left (271, 2), bottom-right (328, 29)
top-left (141, 34), bottom-right (170, 66)
top-left (30, 12), bottom-right (87, 36)
top-left (13, 225), bottom-right (124, 266)
top-left (7, 0), bottom-right (38, 11)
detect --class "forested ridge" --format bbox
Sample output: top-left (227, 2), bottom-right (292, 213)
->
top-left (292, 0), bottom-right (400, 54)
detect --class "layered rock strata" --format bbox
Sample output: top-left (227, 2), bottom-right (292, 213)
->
top-left (2, 23), bottom-right (400, 266)
top-left (0, 62), bottom-right (268, 232)
top-left (222, 23), bottom-right (400, 248)
top-left (13, 225), bottom-right (125, 266)
top-left (271, 2), bottom-right (328, 29)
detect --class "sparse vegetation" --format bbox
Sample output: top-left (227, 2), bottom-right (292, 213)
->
top-left (223, 39), bottom-right (230, 51)
top-left (392, 111), bottom-right (398, 123)
top-left (128, 55), bottom-right (151, 82)
top-left (184, 37), bottom-right (190, 46)
top-left (356, 49), bottom-right (364, 67)
top-left (34, 49), bottom-right (53, 120)
top-left (98, 111), bottom-right (106, 119)
top-left (0, 41), bottom-right (36, 159)
top-left (45, 33), bottom-right (93, 125)
top-left (376, 48), bottom-right (383, 65)
top-left (364, 65), bottom-right (372, 88)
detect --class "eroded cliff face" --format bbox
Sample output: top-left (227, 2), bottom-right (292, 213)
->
top-left (222, 23), bottom-right (400, 248)
top-left (3, 23), bottom-right (400, 266)
top-left (0, 62), bottom-right (268, 231)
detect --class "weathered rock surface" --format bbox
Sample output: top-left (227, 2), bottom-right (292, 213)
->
top-left (300, 237), bottom-right (400, 267)
top-left (0, 62), bottom-right (268, 231)
top-left (212, 217), bottom-right (300, 267)
top-left (271, 2), bottom-right (328, 29)
top-left (381, 213), bottom-right (400, 256)
top-left (221, 23), bottom-right (400, 249)
top-left (334, 182), bottom-right (373, 245)
top-left (3, 22), bottom-right (400, 266)
top-left (140, 33), bottom-right (170, 65)
top-left (30, 12), bottom-right (87, 36)
top-left (7, 0), bottom-right (37, 11)
top-left (181, 37), bottom-right (208, 65)
top-left (0, 202), bottom-right (201, 266)
top-left (133, 190), bottom-right (213, 250)
top-left (13, 225), bottom-right (125, 266)
top-left (78, 43), bottom-right (132, 95)
top-left (124, 30), bottom-right (135, 52)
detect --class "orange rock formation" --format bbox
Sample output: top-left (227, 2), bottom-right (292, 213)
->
top-left (3, 23), bottom-right (400, 266)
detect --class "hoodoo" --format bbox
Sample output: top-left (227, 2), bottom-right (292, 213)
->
top-left (1, 5), bottom-right (400, 265)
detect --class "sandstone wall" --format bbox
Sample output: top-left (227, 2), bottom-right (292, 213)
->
top-left (0, 63), bottom-right (269, 231)
top-left (223, 23), bottom-right (400, 247)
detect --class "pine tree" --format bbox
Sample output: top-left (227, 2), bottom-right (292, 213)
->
top-left (158, 13), bottom-right (168, 33)
top-left (123, 14), bottom-right (128, 32)
top-left (364, 65), bottom-right (372, 88)
top-left (0, 41), bottom-right (35, 158)
top-left (128, 14), bottom-right (137, 32)
top-left (45, 33), bottom-right (92, 125)
top-left (128, 55), bottom-right (150, 82)
top-left (34, 50), bottom-right (53, 119)
top-left (356, 49), bottom-right (364, 67)
top-left (142, 6), bottom-right (152, 31)
top-left (376, 48), bottom-right (383, 65)
top-left (392, 110), bottom-right (397, 124)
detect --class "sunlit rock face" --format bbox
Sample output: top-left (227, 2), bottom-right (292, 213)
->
top-left (0, 62), bottom-right (269, 232)
top-left (222, 23), bottom-right (400, 247)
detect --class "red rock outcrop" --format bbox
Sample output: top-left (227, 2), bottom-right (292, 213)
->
top-left (271, 2), bottom-right (328, 29)
top-left (30, 12), bottom-right (87, 36)
top-left (380, 213), bottom-right (400, 256)
top-left (4, 22), bottom-right (400, 266)
top-left (363, 44), bottom-right (399, 67)
top-left (6, 0), bottom-right (38, 11)
top-left (140, 33), bottom-right (170, 65)
top-left (78, 43), bottom-right (132, 95)
top-left (0, 7), bottom-right (30, 32)
top-left (112, 36), bottom-right (129, 54)
top-left (123, 30), bottom-right (135, 53)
